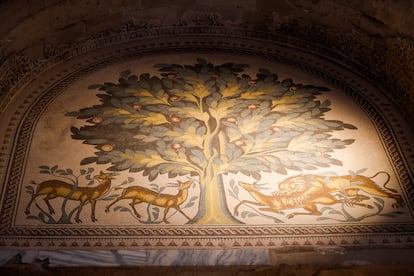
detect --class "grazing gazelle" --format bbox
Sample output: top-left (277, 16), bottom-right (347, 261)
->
top-left (105, 179), bottom-right (193, 223)
top-left (25, 171), bottom-right (115, 223)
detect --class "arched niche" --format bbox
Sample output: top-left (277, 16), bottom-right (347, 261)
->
top-left (0, 28), bottom-right (413, 250)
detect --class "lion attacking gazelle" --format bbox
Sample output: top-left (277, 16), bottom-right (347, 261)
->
top-left (234, 171), bottom-right (404, 219)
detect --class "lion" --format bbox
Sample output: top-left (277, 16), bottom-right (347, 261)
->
top-left (276, 171), bottom-right (404, 208)
top-left (234, 171), bottom-right (404, 219)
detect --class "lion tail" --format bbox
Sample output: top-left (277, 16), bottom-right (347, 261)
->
top-left (370, 171), bottom-right (396, 193)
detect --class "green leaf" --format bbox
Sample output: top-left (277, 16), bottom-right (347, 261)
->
top-left (355, 168), bottom-right (367, 175)
top-left (220, 84), bottom-right (241, 98)
top-left (154, 63), bottom-right (171, 68)
top-left (191, 83), bottom-right (210, 98)
top-left (328, 209), bottom-right (343, 215)
top-left (235, 63), bottom-right (249, 68)
top-left (170, 107), bottom-right (209, 122)
top-left (197, 58), bottom-right (207, 65)
top-left (77, 130), bottom-right (96, 137)
top-left (25, 185), bottom-right (34, 195)
top-left (152, 207), bottom-right (160, 221)
top-left (117, 159), bottom-right (133, 171)
top-left (141, 113), bottom-right (169, 126)
top-left (114, 206), bottom-right (130, 212)
top-left (343, 123), bottom-right (357, 129)
top-left (183, 202), bottom-right (195, 208)
top-left (110, 98), bottom-right (122, 107)
top-left (378, 213), bottom-right (397, 217)
top-left (316, 217), bottom-right (332, 221)
top-left (373, 201), bottom-right (383, 210)
top-left (228, 189), bottom-right (238, 200)
top-left (161, 78), bottom-right (173, 89)
top-left (80, 108), bottom-right (100, 116)
top-left (86, 139), bottom-right (108, 145)
top-left (149, 183), bottom-right (159, 191)
top-left (100, 196), bottom-right (119, 201)
top-left (65, 111), bottom-right (80, 117)
top-left (38, 212), bottom-right (45, 221)
top-left (105, 194), bottom-right (120, 200)
top-left (320, 99), bottom-right (331, 108)
top-left (140, 73), bottom-right (150, 80)
top-left (343, 139), bottom-right (355, 145)
top-left (259, 68), bottom-right (270, 75)
top-left (241, 211), bottom-right (258, 218)
top-left (320, 207), bottom-right (334, 212)
top-left (55, 169), bottom-right (66, 174)
top-left (120, 69), bottom-right (131, 79)
top-left (330, 159), bottom-right (343, 166)
top-left (88, 84), bottom-right (104, 90)
top-left (374, 197), bottom-right (384, 205)
top-left (80, 157), bottom-right (98, 165)
top-left (287, 135), bottom-right (314, 152)
top-left (391, 211), bottom-right (404, 215)
top-left (233, 184), bottom-right (239, 196)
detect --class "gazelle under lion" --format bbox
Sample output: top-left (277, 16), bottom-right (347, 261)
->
top-left (235, 172), bottom-right (404, 219)
top-left (25, 171), bottom-right (115, 223)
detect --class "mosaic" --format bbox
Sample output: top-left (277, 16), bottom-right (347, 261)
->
top-left (1, 53), bottom-right (413, 248)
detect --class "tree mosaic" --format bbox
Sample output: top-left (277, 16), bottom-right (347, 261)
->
top-left (66, 59), bottom-right (359, 224)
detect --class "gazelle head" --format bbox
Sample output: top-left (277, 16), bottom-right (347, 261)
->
top-left (94, 171), bottom-right (118, 182)
top-left (167, 178), bottom-right (194, 190)
top-left (238, 181), bottom-right (258, 191)
top-left (177, 179), bottom-right (193, 190)
top-left (238, 181), bottom-right (268, 191)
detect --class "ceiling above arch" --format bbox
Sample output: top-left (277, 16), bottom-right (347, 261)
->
top-left (1, 0), bottom-right (414, 124)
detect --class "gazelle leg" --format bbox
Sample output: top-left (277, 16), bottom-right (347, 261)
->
top-left (258, 207), bottom-right (283, 213)
top-left (105, 197), bottom-right (122, 212)
top-left (129, 200), bottom-right (142, 218)
top-left (75, 202), bottom-right (85, 223)
top-left (163, 206), bottom-right (171, 224)
top-left (90, 200), bottom-right (97, 222)
top-left (287, 204), bottom-right (321, 219)
top-left (234, 200), bottom-right (265, 216)
top-left (44, 194), bottom-right (57, 215)
top-left (25, 195), bottom-right (37, 215)
top-left (175, 207), bottom-right (191, 221)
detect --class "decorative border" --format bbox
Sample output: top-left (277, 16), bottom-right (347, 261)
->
top-left (1, 233), bottom-right (413, 249)
top-left (0, 35), bottom-right (413, 248)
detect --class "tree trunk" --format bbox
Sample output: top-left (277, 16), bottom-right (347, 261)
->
top-left (190, 170), bottom-right (241, 224)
